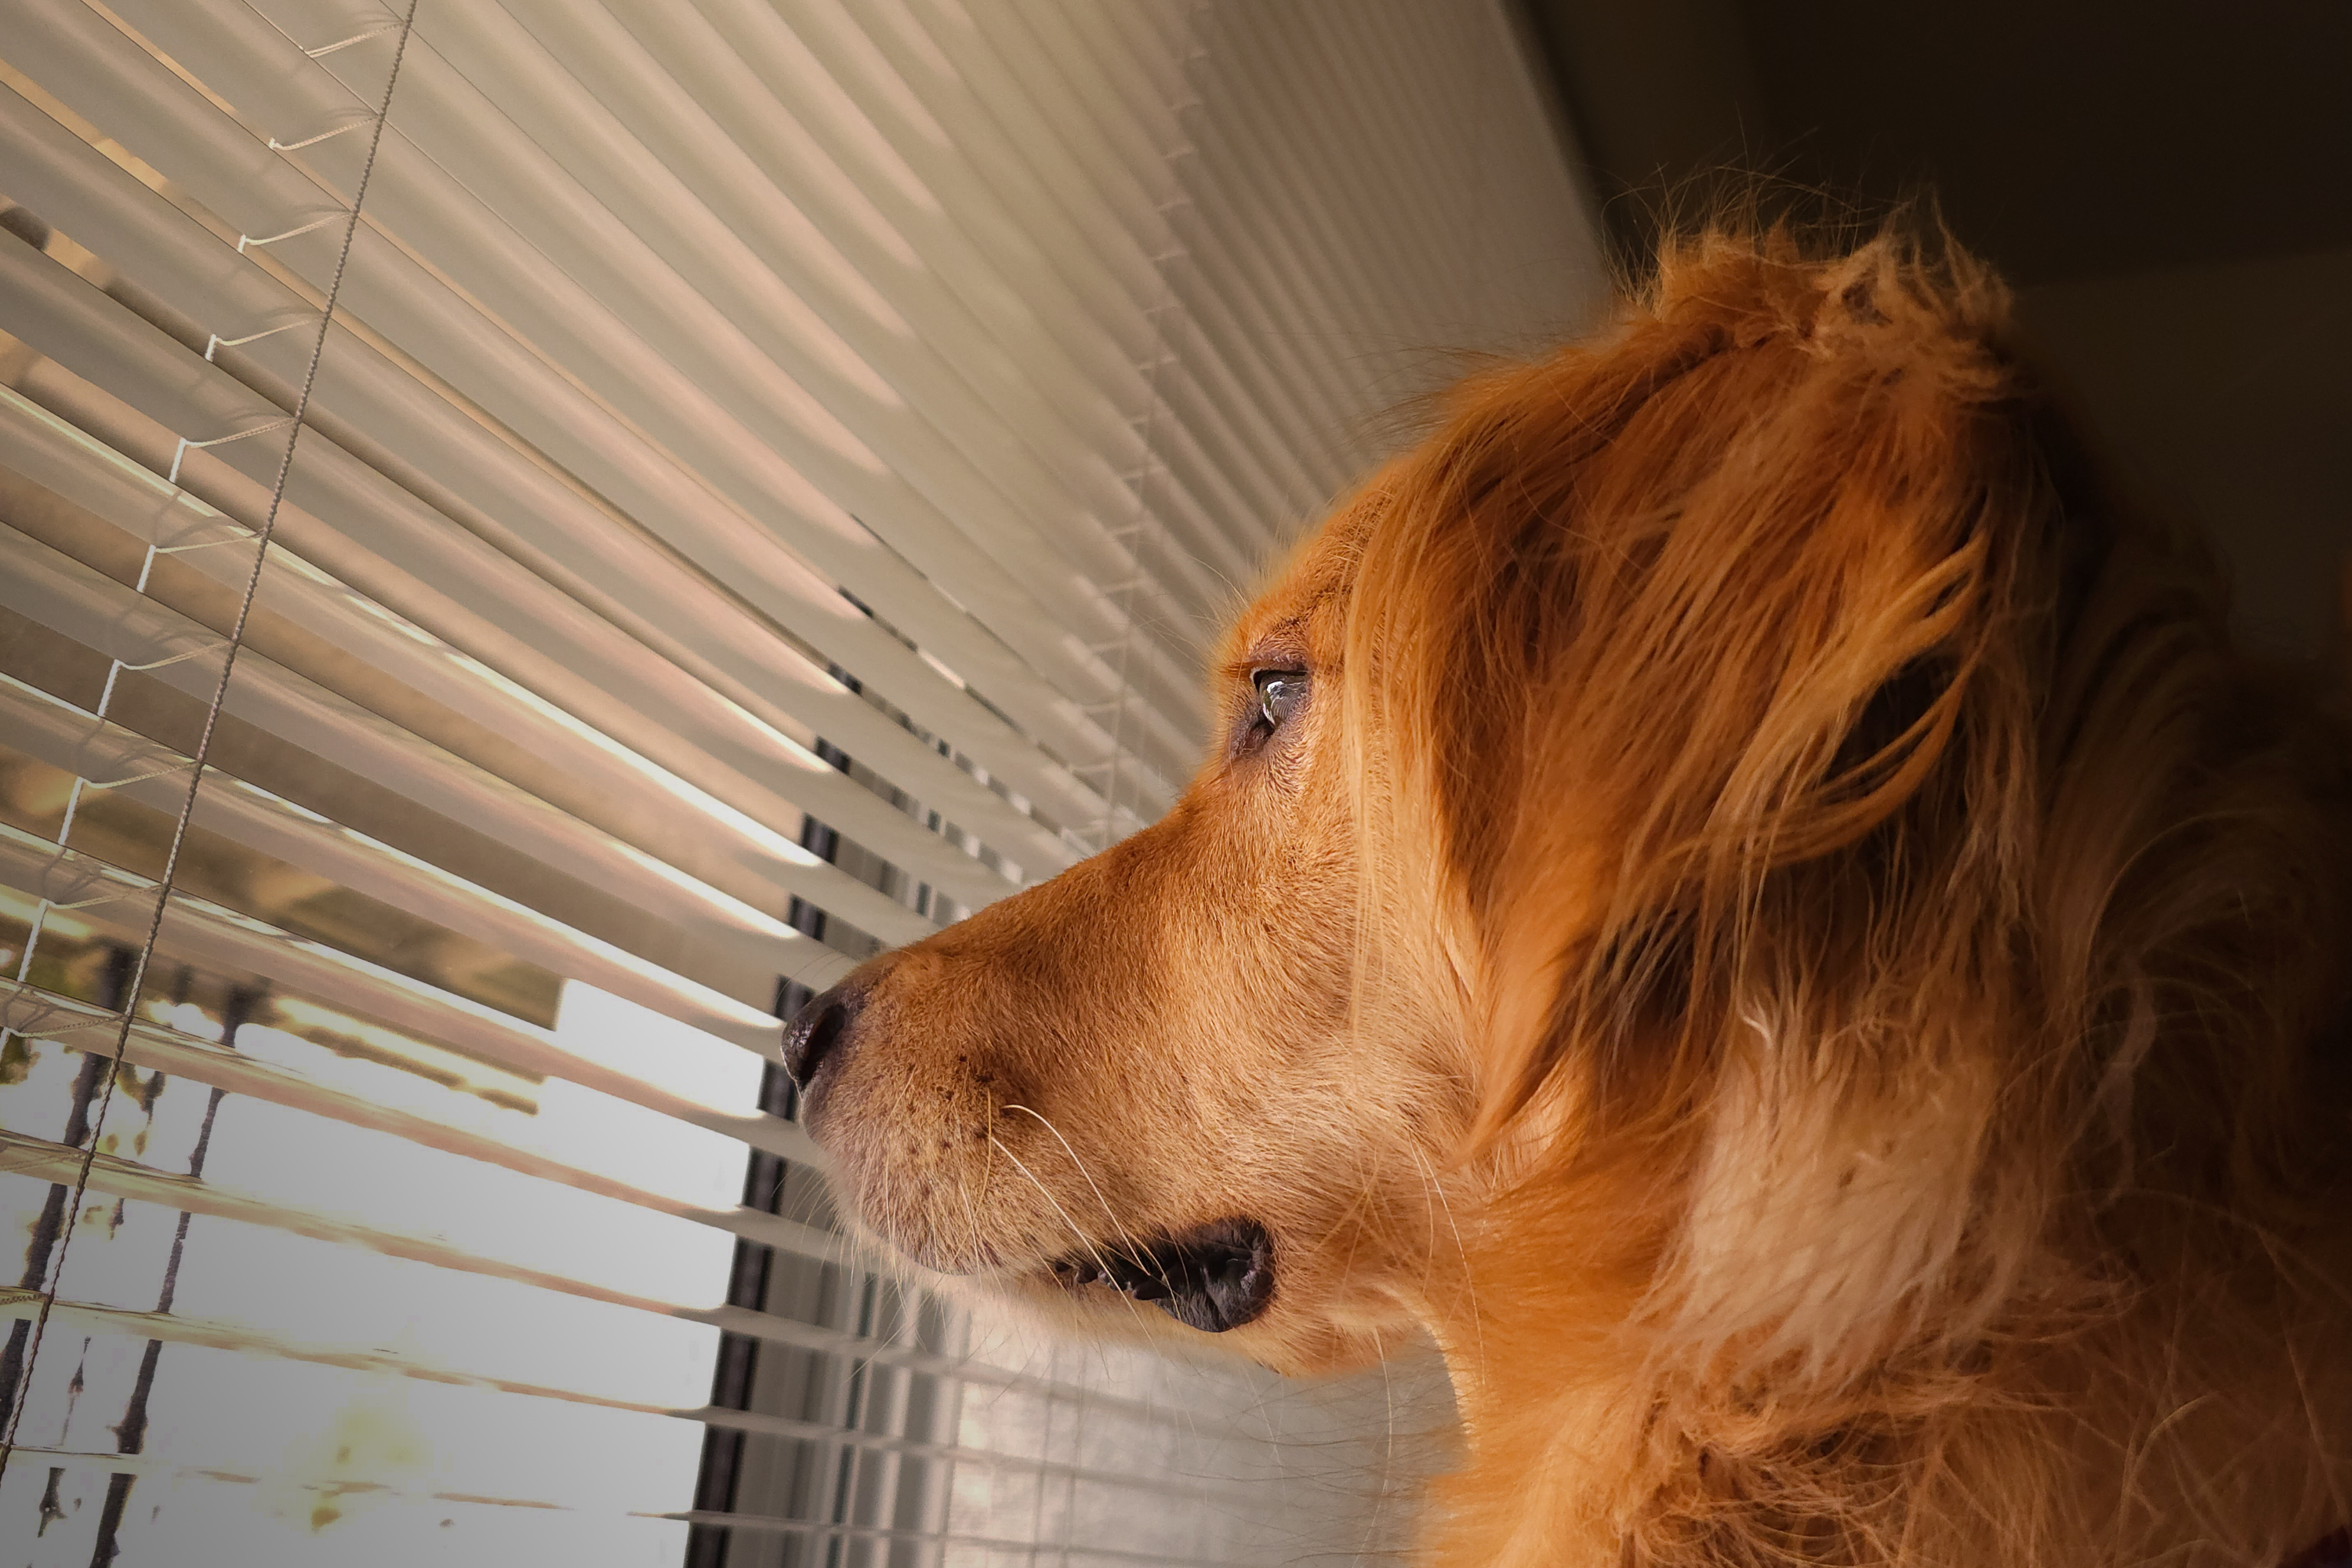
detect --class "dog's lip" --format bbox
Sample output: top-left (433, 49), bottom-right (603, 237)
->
top-left (792, 1058), bottom-right (837, 1127)
top-left (1044, 1217), bottom-right (1275, 1334)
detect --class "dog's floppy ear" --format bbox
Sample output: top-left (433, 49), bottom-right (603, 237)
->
top-left (1350, 230), bottom-right (2053, 1210)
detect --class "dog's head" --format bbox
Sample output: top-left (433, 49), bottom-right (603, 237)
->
top-left (787, 496), bottom-right (1437, 1372)
top-left (785, 229), bottom-right (2337, 1388)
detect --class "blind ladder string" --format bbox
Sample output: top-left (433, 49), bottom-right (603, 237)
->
top-left (1093, 4), bottom-right (1211, 855)
top-left (0, 0), bottom-right (423, 1477)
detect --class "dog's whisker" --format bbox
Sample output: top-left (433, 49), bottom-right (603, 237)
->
top-left (949, 1140), bottom-right (989, 1271)
top-left (985, 1132), bottom-right (1159, 1336)
top-left (1411, 1144), bottom-right (1486, 1385)
top-left (984, 1132), bottom-right (1106, 1272)
top-left (1000, 1102), bottom-right (1150, 1264)
top-left (1362, 1323), bottom-right (1397, 1563)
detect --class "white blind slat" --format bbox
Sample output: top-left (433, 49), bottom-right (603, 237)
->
top-left (0, 101), bottom-right (1081, 869)
top-left (4, 8), bottom-right (1131, 842)
top-left (0, 377), bottom-right (1007, 928)
top-left (0, 675), bottom-right (792, 1051)
top-left (0, 519), bottom-right (854, 989)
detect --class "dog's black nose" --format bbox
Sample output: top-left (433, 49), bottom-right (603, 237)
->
top-left (781, 976), bottom-right (869, 1094)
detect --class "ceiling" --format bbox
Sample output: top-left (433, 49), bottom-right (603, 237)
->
top-left (1518, 0), bottom-right (2352, 285)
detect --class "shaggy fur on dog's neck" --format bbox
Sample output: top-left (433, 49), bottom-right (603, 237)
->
top-left (1345, 228), bottom-right (2352, 1566)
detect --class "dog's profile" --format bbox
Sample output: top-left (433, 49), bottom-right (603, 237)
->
top-left (786, 226), bottom-right (2352, 1566)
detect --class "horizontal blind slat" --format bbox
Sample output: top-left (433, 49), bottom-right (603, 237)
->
top-left (3, 2), bottom-right (1140, 840)
top-left (669, 0), bottom-right (1308, 543)
top-left (0, 93), bottom-right (1081, 871)
top-left (18, 1007), bottom-right (833, 1247)
top-left (719, 0), bottom-right (1323, 568)
top-left (0, 1131), bottom-right (703, 1317)
top-left (0, 518), bottom-right (855, 991)
top-left (0, 824), bottom-right (769, 1110)
top-left (0, 353), bottom-right (1068, 898)
top-left (764, 0), bottom-right (1341, 524)
top-left (480, 0), bottom-right (1233, 652)
top-left (347, 17), bottom-right (1211, 767)
top-left (5, 1397), bottom-right (1265, 1507)
top-left (2, 1138), bottom-right (1069, 1402)
top-left (909, 0), bottom-right (1367, 497)
top-left (0, 673), bottom-right (789, 1052)
top-left (0, 370), bottom-right (1014, 927)
top-left (0, 1288), bottom-right (696, 1432)
top-left (598, 0), bottom-right (1275, 598)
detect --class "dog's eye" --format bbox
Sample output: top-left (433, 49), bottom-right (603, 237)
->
top-left (1249, 668), bottom-right (1308, 742)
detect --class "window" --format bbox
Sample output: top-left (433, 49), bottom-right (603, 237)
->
top-left (0, 1), bottom-right (1601, 1561)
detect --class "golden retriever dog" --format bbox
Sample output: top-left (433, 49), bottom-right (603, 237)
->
top-left (785, 227), bottom-right (2352, 1566)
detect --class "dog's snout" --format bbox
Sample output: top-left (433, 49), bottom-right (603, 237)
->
top-left (782, 976), bottom-right (869, 1099)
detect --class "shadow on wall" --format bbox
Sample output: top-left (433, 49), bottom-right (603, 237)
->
top-left (1517, 0), bottom-right (2352, 659)
top-left (2016, 246), bottom-right (2352, 659)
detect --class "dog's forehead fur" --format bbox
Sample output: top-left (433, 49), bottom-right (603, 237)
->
top-left (1214, 482), bottom-right (1377, 675)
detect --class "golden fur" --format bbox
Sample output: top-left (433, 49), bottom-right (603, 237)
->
top-left (795, 227), bottom-right (2352, 1566)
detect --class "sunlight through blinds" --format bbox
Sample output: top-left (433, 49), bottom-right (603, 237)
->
top-left (0, 0), bottom-right (1603, 1562)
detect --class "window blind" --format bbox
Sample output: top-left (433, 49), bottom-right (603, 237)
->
top-left (0, 0), bottom-right (1603, 1563)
